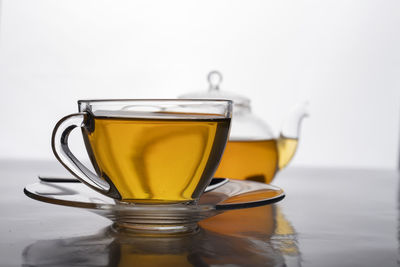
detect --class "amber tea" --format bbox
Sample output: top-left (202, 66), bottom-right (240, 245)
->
top-left (82, 115), bottom-right (230, 203)
top-left (214, 137), bottom-right (298, 183)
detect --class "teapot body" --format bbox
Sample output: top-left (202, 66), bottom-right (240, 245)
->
top-left (179, 71), bottom-right (305, 184)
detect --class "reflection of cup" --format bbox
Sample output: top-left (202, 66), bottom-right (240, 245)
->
top-left (52, 99), bottom-right (232, 204)
top-left (22, 226), bottom-right (286, 267)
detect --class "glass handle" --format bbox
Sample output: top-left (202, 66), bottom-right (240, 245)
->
top-left (51, 113), bottom-right (111, 195)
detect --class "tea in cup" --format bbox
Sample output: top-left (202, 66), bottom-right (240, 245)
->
top-left (52, 99), bottom-right (232, 204)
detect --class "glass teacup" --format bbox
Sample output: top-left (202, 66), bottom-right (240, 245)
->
top-left (52, 99), bottom-right (232, 204)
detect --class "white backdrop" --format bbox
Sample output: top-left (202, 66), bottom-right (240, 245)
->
top-left (0, 0), bottom-right (399, 169)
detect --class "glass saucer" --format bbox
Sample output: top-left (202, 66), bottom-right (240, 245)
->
top-left (24, 179), bottom-right (284, 235)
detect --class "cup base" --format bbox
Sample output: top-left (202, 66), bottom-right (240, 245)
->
top-left (111, 222), bottom-right (200, 236)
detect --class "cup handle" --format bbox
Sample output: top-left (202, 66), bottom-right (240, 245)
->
top-left (51, 113), bottom-right (119, 199)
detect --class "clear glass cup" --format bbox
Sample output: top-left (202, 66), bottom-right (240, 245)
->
top-left (52, 99), bottom-right (232, 205)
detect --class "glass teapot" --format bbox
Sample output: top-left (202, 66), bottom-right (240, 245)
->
top-left (179, 71), bottom-right (308, 184)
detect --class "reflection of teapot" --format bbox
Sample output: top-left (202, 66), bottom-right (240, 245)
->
top-left (179, 71), bottom-right (308, 183)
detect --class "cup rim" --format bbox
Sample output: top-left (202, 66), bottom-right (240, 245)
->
top-left (78, 98), bottom-right (233, 104)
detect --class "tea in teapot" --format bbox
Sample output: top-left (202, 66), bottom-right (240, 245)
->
top-left (214, 137), bottom-right (298, 183)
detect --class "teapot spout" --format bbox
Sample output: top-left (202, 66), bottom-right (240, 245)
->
top-left (277, 102), bottom-right (309, 170)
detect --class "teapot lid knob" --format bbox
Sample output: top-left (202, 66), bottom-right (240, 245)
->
top-left (207, 71), bottom-right (223, 91)
top-left (178, 70), bottom-right (250, 108)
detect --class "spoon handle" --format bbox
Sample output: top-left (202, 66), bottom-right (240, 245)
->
top-left (38, 175), bottom-right (80, 183)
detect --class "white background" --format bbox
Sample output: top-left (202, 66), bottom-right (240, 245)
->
top-left (0, 0), bottom-right (399, 169)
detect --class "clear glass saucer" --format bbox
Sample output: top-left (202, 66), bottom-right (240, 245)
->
top-left (24, 179), bottom-right (284, 235)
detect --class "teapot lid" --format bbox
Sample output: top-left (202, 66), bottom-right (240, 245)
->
top-left (179, 71), bottom-right (251, 108)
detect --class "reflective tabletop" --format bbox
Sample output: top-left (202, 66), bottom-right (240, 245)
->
top-left (0, 160), bottom-right (398, 267)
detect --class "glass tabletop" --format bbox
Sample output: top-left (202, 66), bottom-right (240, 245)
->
top-left (0, 160), bottom-right (398, 267)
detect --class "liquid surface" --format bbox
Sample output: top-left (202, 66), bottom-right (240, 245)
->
top-left (83, 116), bottom-right (230, 203)
top-left (214, 137), bottom-right (298, 183)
